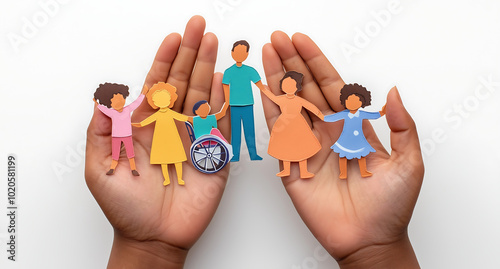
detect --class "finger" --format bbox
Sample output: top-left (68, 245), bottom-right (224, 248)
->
top-left (209, 72), bottom-right (230, 138)
top-left (183, 32), bottom-right (219, 115)
top-left (143, 33), bottom-right (182, 89)
top-left (167, 15), bottom-right (206, 112)
top-left (270, 31), bottom-right (331, 114)
top-left (292, 33), bottom-right (345, 112)
top-left (261, 43), bottom-right (285, 131)
top-left (135, 33), bottom-right (182, 117)
top-left (386, 87), bottom-right (423, 165)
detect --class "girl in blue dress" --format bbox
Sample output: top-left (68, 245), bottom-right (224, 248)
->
top-left (324, 84), bottom-right (386, 179)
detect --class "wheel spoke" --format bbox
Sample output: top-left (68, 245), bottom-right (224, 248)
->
top-left (196, 157), bottom-right (207, 164)
top-left (212, 156), bottom-right (224, 163)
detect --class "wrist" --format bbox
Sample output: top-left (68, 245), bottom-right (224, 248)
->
top-left (108, 232), bottom-right (188, 269)
top-left (338, 232), bottom-right (419, 269)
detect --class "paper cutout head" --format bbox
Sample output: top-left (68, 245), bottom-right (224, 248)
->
top-left (231, 40), bottom-right (250, 63)
top-left (340, 83), bottom-right (372, 110)
top-left (146, 82), bottom-right (178, 109)
top-left (280, 71), bottom-right (304, 95)
top-left (94, 83), bottom-right (130, 110)
top-left (192, 100), bottom-right (210, 116)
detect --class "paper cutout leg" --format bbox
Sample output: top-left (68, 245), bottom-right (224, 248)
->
top-left (240, 105), bottom-right (262, 161)
top-left (276, 161), bottom-right (291, 177)
top-left (339, 157), bottom-right (347, 179)
top-left (175, 162), bottom-right (185, 185)
top-left (358, 157), bottom-right (372, 178)
top-left (299, 159), bottom-right (314, 179)
top-left (230, 106), bottom-right (242, 162)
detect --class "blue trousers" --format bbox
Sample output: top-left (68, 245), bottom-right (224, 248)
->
top-left (230, 105), bottom-right (259, 159)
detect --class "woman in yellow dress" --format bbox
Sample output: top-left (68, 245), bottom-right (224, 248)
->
top-left (133, 82), bottom-right (191, 186)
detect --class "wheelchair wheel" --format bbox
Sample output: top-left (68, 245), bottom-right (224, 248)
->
top-left (190, 137), bottom-right (229, 174)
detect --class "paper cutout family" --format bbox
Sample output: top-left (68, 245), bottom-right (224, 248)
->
top-left (93, 40), bottom-right (387, 185)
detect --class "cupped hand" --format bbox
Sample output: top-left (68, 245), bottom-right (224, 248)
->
top-left (261, 31), bottom-right (424, 268)
top-left (85, 16), bottom-right (229, 268)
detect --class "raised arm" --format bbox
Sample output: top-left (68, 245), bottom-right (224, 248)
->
top-left (126, 94), bottom-right (145, 112)
top-left (215, 102), bottom-right (229, 121)
top-left (96, 104), bottom-right (114, 118)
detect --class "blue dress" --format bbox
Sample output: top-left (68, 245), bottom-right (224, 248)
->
top-left (324, 110), bottom-right (381, 159)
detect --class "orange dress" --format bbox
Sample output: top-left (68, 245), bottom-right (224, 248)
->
top-left (267, 95), bottom-right (322, 161)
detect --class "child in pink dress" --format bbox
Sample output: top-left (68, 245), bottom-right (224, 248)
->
top-left (94, 83), bottom-right (147, 176)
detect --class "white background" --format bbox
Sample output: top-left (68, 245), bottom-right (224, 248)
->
top-left (0, 0), bottom-right (499, 268)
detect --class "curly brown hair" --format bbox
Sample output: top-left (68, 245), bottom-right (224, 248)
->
top-left (339, 83), bottom-right (371, 108)
top-left (94, 83), bottom-right (130, 108)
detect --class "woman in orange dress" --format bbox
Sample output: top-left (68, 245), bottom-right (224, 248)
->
top-left (261, 71), bottom-right (324, 178)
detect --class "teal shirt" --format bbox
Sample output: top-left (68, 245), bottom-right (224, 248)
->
top-left (222, 64), bottom-right (261, 106)
top-left (193, 115), bottom-right (217, 139)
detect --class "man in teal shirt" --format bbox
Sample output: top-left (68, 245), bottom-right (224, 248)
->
top-left (223, 40), bottom-right (266, 162)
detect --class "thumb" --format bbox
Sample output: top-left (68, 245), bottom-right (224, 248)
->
top-left (85, 105), bottom-right (112, 176)
top-left (386, 87), bottom-right (422, 160)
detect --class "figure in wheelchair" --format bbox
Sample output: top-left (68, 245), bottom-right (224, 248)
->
top-left (186, 100), bottom-right (233, 174)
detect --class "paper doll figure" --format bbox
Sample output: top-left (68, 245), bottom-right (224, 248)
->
top-left (132, 82), bottom-right (191, 186)
top-left (222, 40), bottom-right (267, 162)
top-left (93, 82), bottom-right (148, 176)
top-left (188, 100), bottom-right (229, 140)
top-left (186, 100), bottom-right (234, 174)
top-left (260, 71), bottom-right (325, 179)
top-left (324, 83), bottom-right (386, 179)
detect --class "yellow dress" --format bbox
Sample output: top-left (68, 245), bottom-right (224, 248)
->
top-left (140, 108), bottom-right (189, 164)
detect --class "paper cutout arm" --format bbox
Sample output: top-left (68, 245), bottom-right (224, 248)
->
top-left (215, 102), bottom-right (229, 121)
top-left (254, 80), bottom-right (267, 92)
top-left (259, 86), bottom-right (279, 104)
top-left (380, 104), bottom-right (387, 116)
top-left (187, 116), bottom-right (194, 124)
top-left (139, 113), bottom-right (158, 127)
top-left (141, 85), bottom-right (148, 95)
top-left (97, 104), bottom-right (114, 117)
top-left (126, 94), bottom-right (145, 111)
top-left (171, 110), bottom-right (190, 122)
top-left (324, 111), bottom-right (347, 123)
top-left (363, 111), bottom-right (382, 120)
top-left (222, 84), bottom-right (230, 105)
top-left (300, 97), bottom-right (325, 120)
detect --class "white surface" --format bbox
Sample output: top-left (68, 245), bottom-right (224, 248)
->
top-left (0, 0), bottom-right (499, 268)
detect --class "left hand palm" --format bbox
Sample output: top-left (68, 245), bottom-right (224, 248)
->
top-left (85, 16), bottom-right (229, 250)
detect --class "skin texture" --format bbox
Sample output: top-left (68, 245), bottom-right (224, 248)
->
top-left (261, 31), bottom-right (424, 268)
top-left (85, 16), bottom-right (229, 268)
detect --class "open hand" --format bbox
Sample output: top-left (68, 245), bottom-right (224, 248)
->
top-left (85, 16), bottom-right (229, 268)
top-left (261, 31), bottom-right (424, 268)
